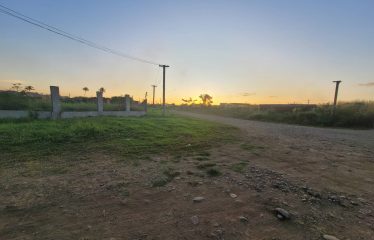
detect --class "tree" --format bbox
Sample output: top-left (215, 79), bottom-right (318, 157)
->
top-left (199, 94), bottom-right (213, 106)
top-left (11, 83), bottom-right (22, 92)
top-left (24, 85), bottom-right (35, 92)
top-left (99, 87), bottom-right (105, 93)
top-left (83, 87), bottom-right (89, 96)
top-left (182, 97), bottom-right (193, 104)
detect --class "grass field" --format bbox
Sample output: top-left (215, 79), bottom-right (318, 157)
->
top-left (177, 101), bottom-right (374, 128)
top-left (0, 112), bottom-right (237, 167)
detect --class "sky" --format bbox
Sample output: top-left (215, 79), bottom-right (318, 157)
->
top-left (0, 0), bottom-right (373, 104)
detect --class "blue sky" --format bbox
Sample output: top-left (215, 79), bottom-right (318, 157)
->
top-left (0, 0), bottom-right (373, 103)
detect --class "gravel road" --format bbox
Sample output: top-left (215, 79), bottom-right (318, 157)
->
top-left (176, 111), bottom-right (374, 197)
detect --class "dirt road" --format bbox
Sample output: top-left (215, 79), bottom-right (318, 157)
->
top-left (176, 111), bottom-right (374, 196)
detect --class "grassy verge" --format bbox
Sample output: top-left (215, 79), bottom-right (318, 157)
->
top-left (176, 101), bottom-right (374, 129)
top-left (0, 113), bottom-right (237, 166)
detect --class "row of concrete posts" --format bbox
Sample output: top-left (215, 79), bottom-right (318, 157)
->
top-left (50, 86), bottom-right (137, 119)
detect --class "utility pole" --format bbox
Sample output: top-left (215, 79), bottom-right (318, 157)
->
top-left (332, 80), bottom-right (342, 115)
top-left (159, 64), bottom-right (169, 116)
top-left (151, 85), bottom-right (157, 105)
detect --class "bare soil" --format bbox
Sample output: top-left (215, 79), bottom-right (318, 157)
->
top-left (1, 112), bottom-right (374, 240)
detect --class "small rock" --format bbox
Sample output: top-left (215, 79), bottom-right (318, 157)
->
top-left (212, 222), bottom-right (220, 227)
top-left (350, 201), bottom-right (358, 206)
top-left (191, 215), bottom-right (199, 225)
top-left (274, 208), bottom-right (290, 220)
top-left (239, 216), bottom-right (248, 222)
top-left (230, 193), bottom-right (237, 198)
top-left (193, 196), bottom-right (205, 203)
top-left (323, 234), bottom-right (340, 240)
top-left (234, 199), bottom-right (244, 204)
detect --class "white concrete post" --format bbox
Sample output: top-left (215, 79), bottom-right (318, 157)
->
top-left (50, 86), bottom-right (61, 119)
top-left (96, 91), bottom-right (103, 113)
top-left (144, 99), bottom-right (147, 112)
top-left (125, 94), bottom-right (131, 112)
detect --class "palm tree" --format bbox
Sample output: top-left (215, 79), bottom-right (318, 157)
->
top-left (199, 94), bottom-right (213, 106)
top-left (11, 83), bottom-right (22, 92)
top-left (99, 87), bottom-right (105, 93)
top-left (82, 87), bottom-right (89, 96)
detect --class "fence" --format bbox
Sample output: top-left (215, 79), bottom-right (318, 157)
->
top-left (0, 86), bottom-right (146, 119)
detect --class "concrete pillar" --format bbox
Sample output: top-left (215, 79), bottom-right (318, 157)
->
top-left (124, 94), bottom-right (131, 112)
top-left (96, 91), bottom-right (103, 113)
top-left (50, 86), bottom-right (61, 119)
top-left (143, 99), bottom-right (147, 112)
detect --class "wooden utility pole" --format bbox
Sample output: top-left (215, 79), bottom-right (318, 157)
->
top-left (151, 85), bottom-right (157, 105)
top-left (332, 80), bottom-right (342, 115)
top-left (159, 65), bottom-right (169, 116)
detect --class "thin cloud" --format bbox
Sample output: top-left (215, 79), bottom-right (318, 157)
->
top-left (268, 96), bottom-right (277, 98)
top-left (242, 92), bottom-right (256, 97)
top-left (358, 82), bottom-right (374, 87)
top-left (0, 79), bottom-right (25, 84)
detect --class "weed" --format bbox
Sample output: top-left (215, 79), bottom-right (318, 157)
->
top-left (206, 167), bottom-right (221, 176)
top-left (151, 166), bottom-right (181, 187)
top-left (151, 175), bottom-right (171, 187)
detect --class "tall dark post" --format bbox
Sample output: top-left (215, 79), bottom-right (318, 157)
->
top-left (151, 85), bottom-right (157, 105)
top-left (159, 65), bottom-right (169, 116)
top-left (332, 80), bottom-right (342, 115)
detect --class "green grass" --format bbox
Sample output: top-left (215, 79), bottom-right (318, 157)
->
top-left (151, 166), bottom-right (181, 187)
top-left (0, 113), bottom-right (237, 166)
top-left (177, 101), bottom-right (374, 129)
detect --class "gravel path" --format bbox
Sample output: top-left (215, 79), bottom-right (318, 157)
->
top-left (176, 111), bottom-right (374, 150)
top-left (176, 111), bottom-right (374, 197)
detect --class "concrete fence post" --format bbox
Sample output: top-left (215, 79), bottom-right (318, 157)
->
top-left (144, 99), bottom-right (147, 112)
top-left (125, 94), bottom-right (131, 112)
top-left (50, 86), bottom-right (61, 119)
top-left (96, 91), bottom-right (103, 114)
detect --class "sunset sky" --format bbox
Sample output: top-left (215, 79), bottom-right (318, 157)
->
top-left (0, 0), bottom-right (373, 104)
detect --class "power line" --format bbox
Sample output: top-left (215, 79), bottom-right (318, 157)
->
top-left (0, 4), bottom-right (161, 65)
